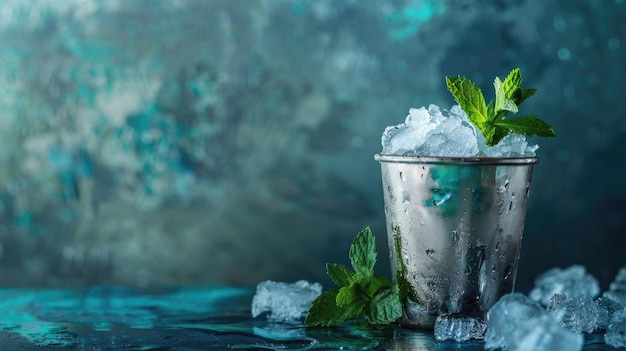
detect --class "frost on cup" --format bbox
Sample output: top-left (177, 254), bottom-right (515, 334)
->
top-left (375, 68), bottom-right (556, 329)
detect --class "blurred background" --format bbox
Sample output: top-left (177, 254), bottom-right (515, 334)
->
top-left (0, 0), bottom-right (624, 290)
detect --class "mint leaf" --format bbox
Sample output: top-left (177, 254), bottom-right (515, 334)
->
top-left (306, 227), bottom-right (402, 328)
top-left (305, 289), bottom-right (364, 327)
top-left (491, 127), bottom-right (511, 146)
top-left (368, 275), bottom-right (393, 297)
top-left (446, 68), bottom-right (556, 146)
top-left (494, 77), bottom-right (518, 114)
top-left (494, 116), bottom-right (557, 137)
top-left (502, 67), bottom-right (522, 99)
top-left (349, 227), bottom-right (377, 279)
top-left (446, 76), bottom-right (489, 128)
top-left (513, 88), bottom-right (537, 105)
top-left (367, 285), bottom-right (403, 325)
top-left (336, 285), bottom-right (364, 307)
top-left (326, 263), bottom-right (355, 287)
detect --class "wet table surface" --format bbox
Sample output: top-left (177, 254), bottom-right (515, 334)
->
top-left (0, 286), bottom-right (613, 350)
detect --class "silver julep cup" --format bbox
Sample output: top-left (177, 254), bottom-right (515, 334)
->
top-left (374, 154), bottom-right (538, 329)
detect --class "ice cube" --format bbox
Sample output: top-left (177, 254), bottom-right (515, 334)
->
top-left (251, 280), bottom-right (323, 323)
top-left (529, 265), bottom-right (600, 306)
top-left (485, 293), bottom-right (583, 351)
top-left (415, 114), bottom-right (479, 157)
top-left (381, 106), bottom-right (441, 155)
top-left (597, 296), bottom-right (625, 330)
top-left (380, 103), bottom-right (539, 157)
top-left (604, 265), bottom-right (626, 306)
top-left (433, 313), bottom-right (486, 342)
top-left (480, 133), bottom-right (539, 157)
top-left (605, 308), bottom-right (626, 348)
top-left (547, 294), bottom-right (601, 333)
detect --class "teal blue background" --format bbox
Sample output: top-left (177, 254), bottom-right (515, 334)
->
top-left (0, 0), bottom-right (624, 290)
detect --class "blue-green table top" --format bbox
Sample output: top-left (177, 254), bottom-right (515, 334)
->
top-left (0, 286), bottom-right (612, 350)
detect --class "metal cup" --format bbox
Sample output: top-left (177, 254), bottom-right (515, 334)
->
top-left (375, 154), bottom-right (538, 329)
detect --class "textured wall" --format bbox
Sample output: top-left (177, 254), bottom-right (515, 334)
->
top-left (0, 0), bottom-right (624, 289)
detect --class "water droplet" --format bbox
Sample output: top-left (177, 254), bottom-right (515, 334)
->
top-left (451, 230), bottom-right (459, 241)
top-left (464, 265), bottom-right (472, 274)
top-left (399, 171), bottom-right (406, 181)
top-left (503, 265), bottom-right (512, 280)
top-left (491, 265), bottom-right (496, 273)
top-left (495, 241), bottom-right (500, 251)
top-left (426, 249), bottom-right (435, 257)
top-left (419, 220), bottom-right (425, 226)
top-left (403, 192), bottom-right (410, 204)
top-left (525, 185), bottom-right (531, 198)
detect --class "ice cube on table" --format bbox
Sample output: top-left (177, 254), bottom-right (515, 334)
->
top-left (529, 265), bottom-right (600, 306)
top-left (433, 313), bottom-right (486, 342)
top-left (251, 280), bottom-right (322, 323)
top-left (604, 265), bottom-right (626, 306)
top-left (597, 296), bottom-right (625, 330)
top-left (605, 308), bottom-right (626, 348)
top-left (485, 293), bottom-right (583, 351)
top-left (547, 294), bottom-right (601, 333)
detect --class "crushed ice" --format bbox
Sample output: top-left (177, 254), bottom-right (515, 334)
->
top-left (251, 266), bottom-right (626, 348)
top-left (433, 313), bottom-right (486, 342)
top-left (484, 293), bottom-right (583, 351)
top-left (431, 264), bottom-right (626, 348)
top-left (529, 265), bottom-right (600, 306)
top-left (251, 280), bottom-right (322, 323)
top-left (381, 104), bottom-right (539, 157)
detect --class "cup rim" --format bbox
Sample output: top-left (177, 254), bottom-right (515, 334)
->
top-left (374, 153), bottom-right (539, 165)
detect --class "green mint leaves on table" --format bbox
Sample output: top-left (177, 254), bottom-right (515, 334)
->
top-left (305, 227), bottom-right (402, 327)
top-left (446, 67), bottom-right (557, 146)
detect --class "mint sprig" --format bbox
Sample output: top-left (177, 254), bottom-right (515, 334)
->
top-left (305, 227), bottom-right (402, 327)
top-left (446, 68), bottom-right (556, 146)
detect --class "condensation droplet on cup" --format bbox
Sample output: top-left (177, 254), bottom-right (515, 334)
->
top-left (399, 171), bottom-right (406, 182)
top-left (503, 265), bottom-right (512, 280)
top-left (509, 192), bottom-right (516, 211)
top-left (426, 249), bottom-right (435, 257)
top-left (451, 230), bottom-right (459, 241)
